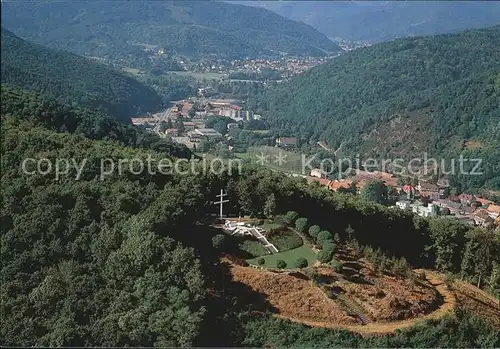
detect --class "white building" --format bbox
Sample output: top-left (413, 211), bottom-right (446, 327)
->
top-left (411, 203), bottom-right (439, 218)
top-left (396, 200), bottom-right (411, 210)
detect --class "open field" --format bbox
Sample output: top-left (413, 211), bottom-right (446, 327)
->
top-left (239, 239), bottom-right (268, 257)
top-left (247, 244), bottom-right (316, 268)
top-left (167, 71), bottom-right (226, 81)
top-left (236, 146), bottom-right (305, 175)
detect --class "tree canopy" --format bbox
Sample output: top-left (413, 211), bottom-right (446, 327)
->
top-left (2, 85), bottom-right (499, 347)
top-left (1, 29), bottom-right (163, 122)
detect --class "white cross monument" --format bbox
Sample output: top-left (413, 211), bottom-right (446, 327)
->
top-left (213, 189), bottom-right (229, 219)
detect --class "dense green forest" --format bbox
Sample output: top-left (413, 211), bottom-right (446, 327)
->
top-left (241, 310), bottom-right (499, 348)
top-left (2, 87), bottom-right (499, 346)
top-left (253, 25), bottom-right (500, 191)
top-left (0, 85), bottom-right (192, 159)
top-left (1, 0), bottom-right (340, 60)
top-left (1, 29), bottom-right (164, 122)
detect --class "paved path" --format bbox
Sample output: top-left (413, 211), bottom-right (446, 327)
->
top-left (249, 227), bottom-right (279, 253)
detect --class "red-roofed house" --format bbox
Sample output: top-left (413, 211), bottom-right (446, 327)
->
top-left (473, 209), bottom-right (495, 226)
top-left (458, 193), bottom-right (476, 205)
top-left (475, 197), bottom-right (494, 206)
top-left (402, 185), bottom-right (416, 194)
top-left (307, 176), bottom-right (331, 187)
top-left (181, 103), bottom-right (193, 117)
top-left (400, 185), bottom-right (416, 199)
top-left (448, 196), bottom-right (460, 203)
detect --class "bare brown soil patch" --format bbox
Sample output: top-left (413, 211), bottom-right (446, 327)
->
top-left (276, 269), bottom-right (456, 335)
top-left (464, 140), bottom-right (482, 149)
top-left (453, 280), bottom-right (500, 328)
top-left (227, 252), bottom-right (459, 335)
top-left (317, 266), bottom-right (439, 322)
top-left (229, 264), bottom-right (356, 326)
top-left (226, 249), bottom-right (498, 334)
top-left (359, 109), bottom-right (433, 159)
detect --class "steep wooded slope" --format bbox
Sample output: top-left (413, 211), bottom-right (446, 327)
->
top-left (1, 29), bottom-right (163, 121)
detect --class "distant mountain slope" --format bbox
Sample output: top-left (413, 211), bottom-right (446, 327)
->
top-left (0, 0), bottom-right (340, 59)
top-left (1, 29), bottom-right (162, 122)
top-left (256, 26), bottom-right (500, 189)
top-left (239, 1), bottom-right (500, 43)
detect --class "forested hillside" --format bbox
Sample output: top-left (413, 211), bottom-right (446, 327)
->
top-left (0, 0), bottom-right (340, 59)
top-left (1, 29), bottom-right (163, 122)
top-left (254, 26), bottom-right (500, 190)
top-left (239, 1), bottom-right (500, 43)
top-left (2, 86), bottom-right (499, 347)
top-left (0, 85), bottom-right (192, 159)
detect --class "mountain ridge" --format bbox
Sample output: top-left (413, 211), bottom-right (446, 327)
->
top-left (236, 1), bottom-right (500, 43)
top-left (1, 0), bottom-right (341, 59)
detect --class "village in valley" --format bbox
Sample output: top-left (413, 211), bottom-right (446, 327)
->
top-left (306, 169), bottom-right (500, 228)
top-left (131, 89), bottom-right (500, 232)
top-left (128, 37), bottom-right (500, 234)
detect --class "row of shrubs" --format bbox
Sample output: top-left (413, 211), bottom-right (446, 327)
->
top-left (277, 211), bottom-right (343, 267)
top-left (281, 211), bottom-right (415, 278)
top-left (257, 257), bottom-right (308, 269)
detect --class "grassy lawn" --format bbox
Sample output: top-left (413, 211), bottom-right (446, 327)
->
top-left (247, 243), bottom-right (317, 269)
top-left (260, 222), bottom-right (283, 231)
top-left (238, 239), bottom-right (268, 258)
top-left (268, 229), bottom-right (303, 251)
top-left (237, 225), bottom-right (300, 258)
top-left (235, 146), bottom-right (305, 175)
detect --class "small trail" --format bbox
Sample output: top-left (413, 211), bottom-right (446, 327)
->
top-left (276, 269), bottom-right (456, 336)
